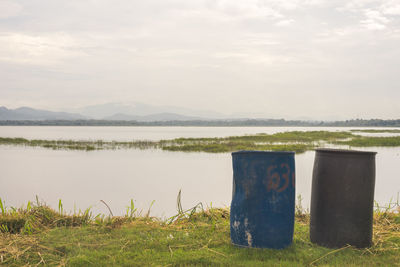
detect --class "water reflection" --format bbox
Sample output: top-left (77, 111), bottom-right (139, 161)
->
top-left (0, 146), bottom-right (398, 218)
top-left (1, 126), bottom-right (399, 141)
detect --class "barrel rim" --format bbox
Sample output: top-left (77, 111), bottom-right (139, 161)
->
top-left (232, 150), bottom-right (295, 155)
top-left (315, 148), bottom-right (377, 155)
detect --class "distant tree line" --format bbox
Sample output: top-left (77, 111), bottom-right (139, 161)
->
top-left (1, 118), bottom-right (400, 127)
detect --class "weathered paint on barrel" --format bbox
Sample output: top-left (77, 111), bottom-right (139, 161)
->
top-left (230, 151), bottom-right (295, 249)
top-left (310, 148), bottom-right (377, 248)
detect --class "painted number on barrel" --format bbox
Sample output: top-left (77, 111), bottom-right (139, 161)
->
top-left (265, 163), bottom-right (295, 192)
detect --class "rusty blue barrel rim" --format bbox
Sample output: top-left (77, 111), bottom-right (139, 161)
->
top-left (315, 148), bottom-right (377, 155)
top-left (232, 150), bottom-right (295, 155)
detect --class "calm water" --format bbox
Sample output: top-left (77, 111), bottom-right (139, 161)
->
top-left (0, 126), bottom-right (399, 218)
top-left (1, 126), bottom-right (399, 141)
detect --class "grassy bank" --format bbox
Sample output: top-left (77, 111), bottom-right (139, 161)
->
top-left (1, 130), bottom-right (400, 153)
top-left (1, 199), bottom-right (399, 266)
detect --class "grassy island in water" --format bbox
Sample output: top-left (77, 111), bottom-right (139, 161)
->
top-left (1, 130), bottom-right (400, 153)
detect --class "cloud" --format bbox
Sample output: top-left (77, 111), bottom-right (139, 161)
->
top-left (361, 9), bottom-right (390, 30)
top-left (364, 9), bottom-right (390, 23)
top-left (233, 34), bottom-right (281, 46)
top-left (339, 1), bottom-right (399, 31)
top-left (268, 0), bottom-right (324, 10)
top-left (340, 0), bottom-right (381, 11)
top-left (360, 20), bottom-right (386, 30)
top-left (382, 2), bottom-right (400, 15)
top-left (0, 1), bottom-right (22, 19)
top-left (0, 0), bottom-right (399, 119)
top-left (213, 0), bottom-right (284, 20)
top-left (275, 19), bottom-right (295, 26)
top-left (0, 32), bottom-right (85, 65)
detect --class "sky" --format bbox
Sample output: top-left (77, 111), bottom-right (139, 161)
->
top-left (0, 0), bottom-right (399, 120)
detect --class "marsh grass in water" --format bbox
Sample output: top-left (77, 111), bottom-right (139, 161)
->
top-left (172, 130), bottom-right (354, 143)
top-left (162, 142), bottom-right (315, 153)
top-left (0, 137), bottom-right (161, 151)
top-left (334, 136), bottom-right (400, 147)
top-left (1, 130), bottom-right (400, 153)
top-left (350, 129), bottom-right (400, 133)
top-left (0, 131), bottom-right (355, 153)
top-left (0, 195), bottom-right (399, 266)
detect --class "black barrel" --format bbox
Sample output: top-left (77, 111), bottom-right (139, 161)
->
top-left (310, 148), bottom-right (377, 248)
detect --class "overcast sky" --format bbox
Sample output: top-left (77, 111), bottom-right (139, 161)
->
top-left (1, 0), bottom-right (399, 120)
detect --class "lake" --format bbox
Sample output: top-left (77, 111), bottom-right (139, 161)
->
top-left (0, 126), bottom-right (399, 218)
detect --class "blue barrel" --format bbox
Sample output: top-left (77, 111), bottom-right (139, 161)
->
top-left (230, 151), bottom-right (295, 249)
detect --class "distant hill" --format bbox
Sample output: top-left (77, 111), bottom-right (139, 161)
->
top-left (1, 106), bottom-right (399, 127)
top-left (103, 112), bottom-right (201, 121)
top-left (73, 102), bottom-right (225, 120)
top-left (0, 106), bottom-right (87, 121)
top-left (0, 106), bottom-right (203, 122)
top-left (1, 118), bottom-right (400, 127)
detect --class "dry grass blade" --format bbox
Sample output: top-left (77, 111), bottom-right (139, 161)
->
top-left (18, 245), bottom-right (32, 259)
top-left (168, 245), bottom-right (173, 257)
top-left (35, 252), bottom-right (45, 266)
top-left (119, 241), bottom-right (130, 253)
top-left (170, 244), bottom-right (196, 249)
top-left (205, 247), bottom-right (228, 258)
top-left (56, 258), bottom-right (67, 267)
top-left (361, 248), bottom-right (373, 255)
top-left (36, 244), bottom-right (66, 255)
top-left (372, 211), bottom-right (400, 253)
top-left (146, 200), bottom-right (155, 218)
top-left (309, 244), bottom-right (351, 266)
top-left (100, 200), bottom-right (114, 217)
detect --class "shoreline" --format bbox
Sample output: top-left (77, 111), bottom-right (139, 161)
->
top-left (1, 199), bottom-right (399, 266)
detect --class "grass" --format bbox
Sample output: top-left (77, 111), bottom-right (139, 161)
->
top-left (0, 131), bottom-right (352, 154)
top-left (350, 129), bottom-right (400, 133)
top-left (171, 131), bottom-right (354, 143)
top-left (163, 131), bottom-right (353, 153)
top-left (334, 136), bottom-right (400, 147)
top-left (0, 137), bottom-right (161, 151)
top-left (0, 197), bottom-right (399, 266)
top-left (2, 130), bottom-right (400, 153)
top-left (162, 142), bottom-right (314, 153)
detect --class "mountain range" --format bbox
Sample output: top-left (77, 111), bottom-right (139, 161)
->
top-left (71, 102), bottom-right (225, 120)
top-left (1, 105), bottom-right (400, 126)
top-left (0, 103), bottom-right (212, 121)
top-left (1, 102), bottom-right (318, 122)
top-left (0, 106), bottom-right (86, 121)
